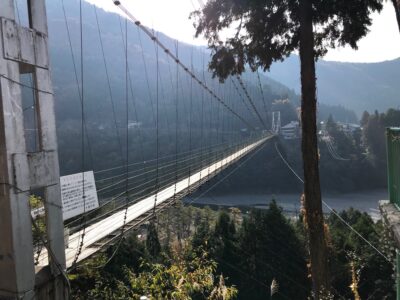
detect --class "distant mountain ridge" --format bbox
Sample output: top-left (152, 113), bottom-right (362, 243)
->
top-left (42, 0), bottom-right (367, 175)
top-left (268, 55), bottom-right (400, 115)
top-left (45, 0), bottom-right (359, 125)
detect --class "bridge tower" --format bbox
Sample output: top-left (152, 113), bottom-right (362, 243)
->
top-left (0, 1), bottom-right (67, 299)
top-left (272, 111), bottom-right (281, 134)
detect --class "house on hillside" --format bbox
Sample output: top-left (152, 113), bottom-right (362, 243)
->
top-left (128, 121), bottom-right (142, 129)
top-left (280, 121), bottom-right (300, 140)
top-left (337, 122), bottom-right (361, 135)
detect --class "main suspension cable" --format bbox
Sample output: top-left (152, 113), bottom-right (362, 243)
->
top-left (111, 0), bottom-right (254, 131)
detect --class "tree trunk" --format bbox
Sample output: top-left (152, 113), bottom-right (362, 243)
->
top-left (299, 0), bottom-right (330, 297)
top-left (392, 0), bottom-right (400, 33)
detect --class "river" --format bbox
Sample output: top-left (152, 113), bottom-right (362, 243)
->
top-left (185, 189), bottom-right (388, 221)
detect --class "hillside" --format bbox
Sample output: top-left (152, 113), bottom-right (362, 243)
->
top-left (268, 55), bottom-right (400, 115)
top-left (46, 0), bottom-right (357, 126)
top-left (42, 0), bottom-right (363, 176)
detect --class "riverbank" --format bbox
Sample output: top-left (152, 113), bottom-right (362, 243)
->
top-left (185, 189), bottom-right (387, 220)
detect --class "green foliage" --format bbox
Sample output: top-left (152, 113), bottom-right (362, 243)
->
top-left (192, 214), bottom-right (212, 254)
top-left (126, 250), bottom-right (237, 300)
top-left (327, 209), bottom-right (396, 299)
top-left (29, 195), bottom-right (43, 209)
top-left (363, 109), bottom-right (400, 162)
top-left (69, 252), bottom-right (135, 299)
top-left (314, 108), bottom-right (400, 192)
top-left (325, 115), bottom-right (358, 158)
top-left (103, 234), bottom-right (147, 280)
top-left (235, 201), bottom-right (309, 300)
top-left (363, 110), bottom-right (387, 163)
top-left (69, 204), bottom-right (395, 300)
top-left (211, 211), bottom-right (238, 280)
top-left (72, 247), bottom-right (237, 300)
top-left (192, 0), bottom-right (383, 79)
top-left (146, 221), bottom-right (162, 259)
top-left (30, 195), bottom-right (46, 248)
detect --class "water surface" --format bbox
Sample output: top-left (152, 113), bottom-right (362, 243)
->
top-left (185, 190), bottom-right (388, 220)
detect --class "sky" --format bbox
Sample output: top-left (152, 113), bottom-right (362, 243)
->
top-left (87, 0), bottom-right (400, 63)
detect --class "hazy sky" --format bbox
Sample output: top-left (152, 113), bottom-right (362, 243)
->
top-left (87, 0), bottom-right (400, 63)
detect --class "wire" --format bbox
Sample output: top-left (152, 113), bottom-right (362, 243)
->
top-left (72, 0), bottom-right (86, 266)
top-left (70, 140), bottom-right (246, 232)
top-left (111, 0), bottom-right (254, 131)
top-left (174, 40), bottom-right (179, 199)
top-left (186, 139), bottom-right (268, 205)
top-left (31, 216), bottom-right (72, 295)
top-left (95, 140), bottom-right (235, 186)
top-left (230, 77), bottom-right (256, 125)
top-left (188, 47), bottom-right (194, 185)
top-left (153, 31), bottom-right (160, 215)
top-left (274, 142), bottom-right (393, 264)
top-left (119, 18), bottom-right (153, 188)
top-left (94, 140), bottom-right (231, 176)
top-left (0, 74), bottom-right (52, 95)
top-left (324, 138), bottom-right (350, 161)
top-left (61, 137), bottom-right (267, 248)
top-left (217, 258), bottom-right (292, 300)
top-left (136, 26), bottom-right (157, 127)
top-left (100, 17), bottom-right (132, 270)
top-left (200, 50), bottom-right (206, 176)
top-left (93, 6), bottom-right (124, 163)
top-left (236, 75), bottom-right (267, 129)
top-left (274, 142), bottom-right (304, 183)
top-left (47, 138), bottom-right (268, 268)
top-left (60, 0), bottom-right (95, 168)
top-left (256, 70), bottom-right (270, 127)
top-left (65, 140), bottom-right (244, 228)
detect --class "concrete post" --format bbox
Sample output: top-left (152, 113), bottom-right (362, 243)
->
top-left (0, 1), bottom-right (67, 299)
top-left (397, 250), bottom-right (400, 300)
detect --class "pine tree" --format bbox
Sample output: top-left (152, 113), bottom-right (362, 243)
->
top-left (146, 221), bottom-right (161, 259)
top-left (236, 202), bottom-right (309, 299)
top-left (192, 217), bottom-right (211, 252)
top-left (212, 211), bottom-right (238, 282)
top-left (360, 111), bottom-right (370, 127)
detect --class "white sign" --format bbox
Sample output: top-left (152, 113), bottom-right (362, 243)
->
top-left (31, 206), bottom-right (45, 219)
top-left (60, 171), bottom-right (99, 220)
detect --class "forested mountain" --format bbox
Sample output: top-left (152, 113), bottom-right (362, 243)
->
top-left (268, 55), bottom-right (400, 115)
top-left (44, 0), bottom-right (357, 175)
top-left (39, 0), bottom-right (398, 194)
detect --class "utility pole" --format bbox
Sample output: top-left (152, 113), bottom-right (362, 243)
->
top-left (0, 1), bottom-right (67, 299)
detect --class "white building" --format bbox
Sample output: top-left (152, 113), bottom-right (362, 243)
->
top-left (128, 121), bottom-right (142, 129)
top-left (280, 121), bottom-right (300, 140)
top-left (337, 122), bottom-right (361, 135)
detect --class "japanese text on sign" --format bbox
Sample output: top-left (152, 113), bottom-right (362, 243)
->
top-left (60, 171), bottom-right (99, 220)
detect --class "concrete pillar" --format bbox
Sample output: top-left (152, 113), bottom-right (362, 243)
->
top-left (0, 1), bottom-right (67, 299)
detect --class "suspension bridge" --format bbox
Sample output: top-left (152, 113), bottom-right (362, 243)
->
top-left (0, 0), bottom-right (278, 298)
top-left (0, 1), bottom-right (393, 299)
top-left (37, 135), bottom-right (272, 269)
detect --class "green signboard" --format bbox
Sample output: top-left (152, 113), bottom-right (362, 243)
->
top-left (387, 128), bottom-right (400, 208)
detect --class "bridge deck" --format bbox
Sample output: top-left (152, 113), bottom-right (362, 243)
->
top-left (36, 136), bottom-right (271, 269)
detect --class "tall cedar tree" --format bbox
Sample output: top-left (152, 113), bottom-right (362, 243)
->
top-left (392, 0), bottom-right (400, 32)
top-left (146, 221), bottom-right (161, 258)
top-left (236, 202), bottom-right (309, 299)
top-left (192, 0), bottom-right (382, 296)
top-left (212, 211), bottom-right (238, 280)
